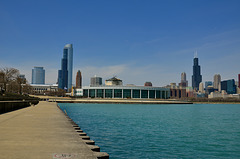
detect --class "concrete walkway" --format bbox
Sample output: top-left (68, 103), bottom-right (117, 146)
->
top-left (0, 101), bottom-right (107, 159)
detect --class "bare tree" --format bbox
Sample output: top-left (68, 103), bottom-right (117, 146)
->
top-left (0, 67), bottom-right (20, 92)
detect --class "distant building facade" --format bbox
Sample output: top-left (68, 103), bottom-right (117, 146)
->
top-left (192, 56), bottom-right (202, 90)
top-left (144, 81), bottom-right (152, 87)
top-left (179, 72), bottom-right (188, 87)
top-left (81, 85), bottom-right (170, 99)
top-left (30, 84), bottom-right (58, 94)
top-left (213, 74), bottom-right (221, 91)
top-left (238, 74), bottom-right (240, 89)
top-left (90, 76), bottom-right (102, 87)
top-left (32, 67), bottom-right (45, 84)
top-left (199, 82), bottom-right (204, 93)
top-left (58, 44), bottom-right (73, 91)
top-left (76, 70), bottom-right (82, 88)
top-left (105, 77), bottom-right (123, 86)
top-left (221, 79), bottom-right (236, 94)
top-left (205, 81), bottom-right (213, 89)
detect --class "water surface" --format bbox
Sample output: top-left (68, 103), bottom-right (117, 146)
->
top-left (58, 103), bottom-right (240, 159)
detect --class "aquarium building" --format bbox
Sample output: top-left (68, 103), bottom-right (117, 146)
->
top-left (77, 86), bottom-right (170, 99)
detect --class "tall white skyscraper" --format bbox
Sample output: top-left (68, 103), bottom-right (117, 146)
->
top-left (213, 74), bottom-right (221, 91)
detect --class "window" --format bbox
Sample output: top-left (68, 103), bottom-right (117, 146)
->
top-left (114, 89), bottom-right (122, 98)
top-left (132, 89), bottom-right (140, 98)
top-left (105, 89), bottom-right (112, 98)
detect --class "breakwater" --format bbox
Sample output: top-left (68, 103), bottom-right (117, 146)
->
top-left (0, 100), bottom-right (39, 114)
top-left (0, 101), bottom-right (109, 159)
top-left (57, 104), bottom-right (109, 158)
top-left (56, 99), bottom-right (193, 104)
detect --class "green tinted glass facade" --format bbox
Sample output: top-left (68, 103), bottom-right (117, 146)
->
top-left (97, 89), bottom-right (104, 98)
top-left (141, 90), bottom-right (148, 98)
top-left (149, 90), bottom-right (155, 98)
top-left (89, 89), bottom-right (95, 98)
top-left (123, 89), bottom-right (131, 98)
top-left (156, 90), bottom-right (160, 98)
top-left (83, 89), bottom-right (88, 97)
top-left (82, 87), bottom-right (169, 99)
top-left (132, 89), bottom-right (140, 98)
top-left (105, 89), bottom-right (112, 98)
top-left (114, 89), bottom-right (122, 98)
top-left (162, 91), bottom-right (166, 99)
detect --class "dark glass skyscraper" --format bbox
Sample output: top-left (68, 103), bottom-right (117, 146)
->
top-left (221, 79), bottom-right (236, 94)
top-left (192, 57), bottom-right (202, 90)
top-left (58, 44), bottom-right (73, 91)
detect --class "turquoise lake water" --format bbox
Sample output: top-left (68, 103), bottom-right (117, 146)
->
top-left (58, 103), bottom-right (240, 159)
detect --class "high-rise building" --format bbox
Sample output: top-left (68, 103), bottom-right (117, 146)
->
top-left (213, 74), bottom-right (221, 90)
top-left (199, 82), bottom-right (204, 93)
top-left (192, 55), bottom-right (202, 90)
top-left (90, 76), bottom-right (102, 87)
top-left (32, 67), bottom-right (45, 84)
top-left (181, 72), bottom-right (186, 82)
top-left (179, 72), bottom-right (188, 87)
top-left (238, 74), bottom-right (240, 88)
top-left (58, 44), bottom-right (73, 91)
top-left (221, 79), bottom-right (236, 94)
top-left (76, 70), bottom-right (82, 88)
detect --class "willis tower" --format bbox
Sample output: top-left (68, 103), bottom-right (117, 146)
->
top-left (192, 54), bottom-right (202, 90)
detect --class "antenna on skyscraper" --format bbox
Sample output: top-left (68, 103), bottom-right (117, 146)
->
top-left (194, 50), bottom-right (198, 58)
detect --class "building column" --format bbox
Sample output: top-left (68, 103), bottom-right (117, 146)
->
top-left (122, 89), bottom-right (123, 99)
top-left (160, 91), bottom-right (162, 99)
top-left (112, 89), bottom-right (114, 98)
top-left (131, 89), bottom-right (132, 98)
top-left (140, 90), bottom-right (142, 99)
top-left (88, 89), bottom-right (90, 98)
top-left (95, 89), bottom-right (97, 98)
top-left (148, 90), bottom-right (149, 99)
top-left (103, 89), bottom-right (105, 98)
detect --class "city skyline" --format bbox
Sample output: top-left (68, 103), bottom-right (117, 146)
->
top-left (1, 0), bottom-right (240, 86)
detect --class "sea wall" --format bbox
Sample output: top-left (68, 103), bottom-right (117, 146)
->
top-left (57, 104), bottom-right (109, 159)
top-left (0, 101), bottom-right (39, 114)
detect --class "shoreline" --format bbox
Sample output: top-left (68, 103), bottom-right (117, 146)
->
top-left (0, 101), bottom-right (109, 159)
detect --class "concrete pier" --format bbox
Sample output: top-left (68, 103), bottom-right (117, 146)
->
top-left (0, 101), bottom-right (108, 159)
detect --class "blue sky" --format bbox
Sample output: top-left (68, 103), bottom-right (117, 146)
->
top-left (1, 0), bottom-right (240, 86)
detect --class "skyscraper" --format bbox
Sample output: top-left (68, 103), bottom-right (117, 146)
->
top-left (192, 55), bottom-right (202, 90)
top-left (90, 76), bottom-right (102, 87)
top-left (221, 79), bottom-right (236, 94)
top-left (199, 82), bottom-right (204, 93)
top-left (179, 72), bottom-right (188, 87)
top-left (76, 70), bottom-right (82, 88)
top-left (238, 74), bottom-right (240, 88)
top-left (213, 74), bottom-right (221, 90)
top-left (181, 72), bottom-right (186, 82)
top-left (32, 67), bottom-right (45, 84)
top-left (58, 44), bottom-right (73, 91)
